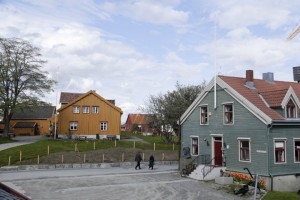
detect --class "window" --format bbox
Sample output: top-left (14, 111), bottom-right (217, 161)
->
top-left (274, 140), bottom-right (286, 163)
top-left (200, 106), bottom-right (208, 125)
top-left (239, 140), bottom-right (250, 162)
top-left (69, 121), bottom-right (78, 130)
top-left (100, 122), bottom-right (108, 131)
top-left (286, 99), bottom-right (296, 118)
top-left (224, 104), bottom-right (233, 124)
top-left (294, 140), bottom-right (300, 163)
top-left (92, 106), bottom-right (99, 114)
top-left (82, 106), bottom-right (89, 114)
top-left (73, 106), bottom-right (80, 113)
top-left (191, 137), bottom-right (199, 156)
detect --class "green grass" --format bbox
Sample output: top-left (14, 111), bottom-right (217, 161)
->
top-left (0, 132), bottom-right (179, 167)
top-left (263, 192), bottom-right (300, 200)
top-left (0, 137), bottom-right (16, 144)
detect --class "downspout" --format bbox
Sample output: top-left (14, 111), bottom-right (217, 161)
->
top-left (267, 123), bottom-right (273, 191)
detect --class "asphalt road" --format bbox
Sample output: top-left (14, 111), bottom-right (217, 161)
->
top-left (0, 165), bottom-right (245, 200)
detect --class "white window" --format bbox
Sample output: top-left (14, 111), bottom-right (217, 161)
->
top-left (69, 121), bottom-right (78, 130)
top-left (73, 106), bottom-right (80, 113)
top-left (239, 139), bottom-right (250, 162)
top-left (83, 106), bottom-right (89, 114)
top-left (286, 99), bottom-right (297, 118)
top-left (200, 106), bottom-right (208, 125)
top-left (294, 139), bottom-right (300, 163)
top-left (92, 106), bottom-right (99, 114)
top-left (274, 140), bottom-right (286, 164)
top-left (223, 104), bottom-right (233, 124)
top-left (100, 122), bottom-right (108, 131)
top-left (191, 137), bottom-right (199, 156)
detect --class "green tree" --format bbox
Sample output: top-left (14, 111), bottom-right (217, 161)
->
top-left (143, 81), bottom-right (206, 143)
top-left (0, 37), bottom-right (56, 136)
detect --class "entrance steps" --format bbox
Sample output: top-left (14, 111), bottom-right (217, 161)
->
top-left (188, 165), bottom-right (226, 180)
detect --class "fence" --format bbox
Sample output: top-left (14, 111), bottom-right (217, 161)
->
top-left (3, 140), bottom-right (179, 166)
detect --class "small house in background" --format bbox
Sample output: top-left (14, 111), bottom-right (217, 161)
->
top-left (57, 90), bottom-right (123, 139)
top-left (10, 106), bottom-right (56, 136)
top-left (125, 114), bottom-right (156, 135)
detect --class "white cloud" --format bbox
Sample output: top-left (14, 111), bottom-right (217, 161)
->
top-left (100, 1), bottom-right (189, 27)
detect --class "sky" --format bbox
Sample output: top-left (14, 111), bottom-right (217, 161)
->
top-left (1, 0), bottom-right (300, 123)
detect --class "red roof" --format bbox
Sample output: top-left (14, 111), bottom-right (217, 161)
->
top-left (126, 114), bottom-right (151, 124)
top-left (219, 75), bottom-right (300, 120)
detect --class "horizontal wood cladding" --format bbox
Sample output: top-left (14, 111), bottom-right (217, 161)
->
top-left (58, 92), bottom-right (121, 135)
top-left (10, 119), bottom-right (54, 135)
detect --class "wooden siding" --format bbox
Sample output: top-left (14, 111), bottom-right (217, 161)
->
top-left (58, 92), bottom-right (121, 136)
top-left (13, 127), bottom-right (35, 136)
top-left (268, 126), bottom-right (300, 175)
top-left (181, 86), bottom-right (270, 175)
top-left (10, 119), bottom-right (54, 135)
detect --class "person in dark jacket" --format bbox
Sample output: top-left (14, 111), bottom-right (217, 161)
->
top-left (149, 154), bottom-right (155, 170)
top-left (135, 152), bottom-right (142, 170)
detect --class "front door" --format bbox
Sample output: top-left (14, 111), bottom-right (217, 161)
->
top-left (214, 140), bottom-right (222, 166)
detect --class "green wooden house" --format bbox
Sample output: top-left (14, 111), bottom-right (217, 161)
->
top-left (180, 69), bottom-right (300, 192)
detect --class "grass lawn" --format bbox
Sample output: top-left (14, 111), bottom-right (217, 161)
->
top-left (0, 137), bottom-right (16, 144)
top-left (263, 192), bottom-right (300, 200)
top-left (0, 132), bottom-right (179, 167)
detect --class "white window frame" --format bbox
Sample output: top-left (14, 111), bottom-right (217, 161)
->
top-left (73, 106), bottom-right (80, 114)
top-left (223, 103), bottom-right (234, 125)
top-left (82, 106), bottom-right (90, 114)
top-left (274, 138), bottom-right (287, 164)
top-left (190, 136), bottom-right (199, 156)
top-left (92, 106), bottom-right (99, 114)
top-left (200, 105), bottom-right (208, 125)
top-left (69, 121), bottom-right (78, 130)
top-left (100, 122), bottom-right (108, 131)
top-left (285, 98), bottom-right (297, 118)
top-left (294, 138), bottom-right (300, 163)
top-left (238, 138), bottom-right (251, 162)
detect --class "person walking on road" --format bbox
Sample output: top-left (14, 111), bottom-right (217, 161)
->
top-left (135, 152), bottom-right (142, 170)
top-left (149, 154), bottom-right (155, 170)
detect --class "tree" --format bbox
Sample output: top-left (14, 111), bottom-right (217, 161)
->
top-left (0, 37), bottom-right (56, 136)
top-left (143, 81), bottom-right (206, 143)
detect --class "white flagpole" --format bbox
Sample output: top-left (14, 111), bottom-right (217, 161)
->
top-left (214, 14), bottom-right (217, 109)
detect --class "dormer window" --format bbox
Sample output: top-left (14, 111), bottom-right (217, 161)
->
top-left (286, 99), bottom-right (296, 118)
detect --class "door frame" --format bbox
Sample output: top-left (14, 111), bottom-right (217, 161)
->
top-left (210, 134), bottom-right (224, 166)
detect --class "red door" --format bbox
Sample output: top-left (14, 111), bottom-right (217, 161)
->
top-left (214, 141), bottom-right (222, 166)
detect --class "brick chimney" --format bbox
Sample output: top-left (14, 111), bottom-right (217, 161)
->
top-left (245, 70), bottom-right (255, 89)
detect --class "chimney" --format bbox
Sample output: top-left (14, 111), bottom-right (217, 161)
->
top-left (262, 72), bottom-right (274, 83)
top-left (245, 70), bottom-right (255, 89)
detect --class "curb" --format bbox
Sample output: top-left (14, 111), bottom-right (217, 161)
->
top-left (0, 161), bottom-right (179, 172)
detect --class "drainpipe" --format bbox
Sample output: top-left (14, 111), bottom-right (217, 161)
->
top-left (269, 173), bottom-right (273, 191)
top-left (267, 123), bottom-right (273, 191)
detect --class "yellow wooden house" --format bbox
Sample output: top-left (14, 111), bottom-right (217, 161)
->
top-left (57, 90), bottom-right (123, 139)
top-left (10, 106), bottom-right (56, 136)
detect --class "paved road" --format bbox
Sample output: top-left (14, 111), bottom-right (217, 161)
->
top-left (0, 165), bottom-right (246, 200)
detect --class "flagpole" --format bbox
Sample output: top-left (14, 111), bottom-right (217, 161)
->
top-left (214, 14), bottom-right (217, 109)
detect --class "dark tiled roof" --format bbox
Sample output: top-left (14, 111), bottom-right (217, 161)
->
top-left (58, 91), bottom-right (122, 114)
top-left (11, 106), bottom-right (55, 120)
top-left (60, 92), bottom-right (83, 104)
top-left (13, 122), bottom-right (36, 128)
top-left (219, 75), bottom-right (300, 120)
top-left (60, 92), bottom-right (115, 105)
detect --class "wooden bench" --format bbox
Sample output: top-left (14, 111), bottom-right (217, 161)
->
top-left (107, 135), bottom-right (117, 140)
top-left (78, 136), bottom-right (87, 141)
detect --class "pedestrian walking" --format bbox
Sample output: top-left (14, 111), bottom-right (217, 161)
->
top-left (135, 152), bottom-right (142, 170)
top-left (149, 154), bottom-right (155, 170)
